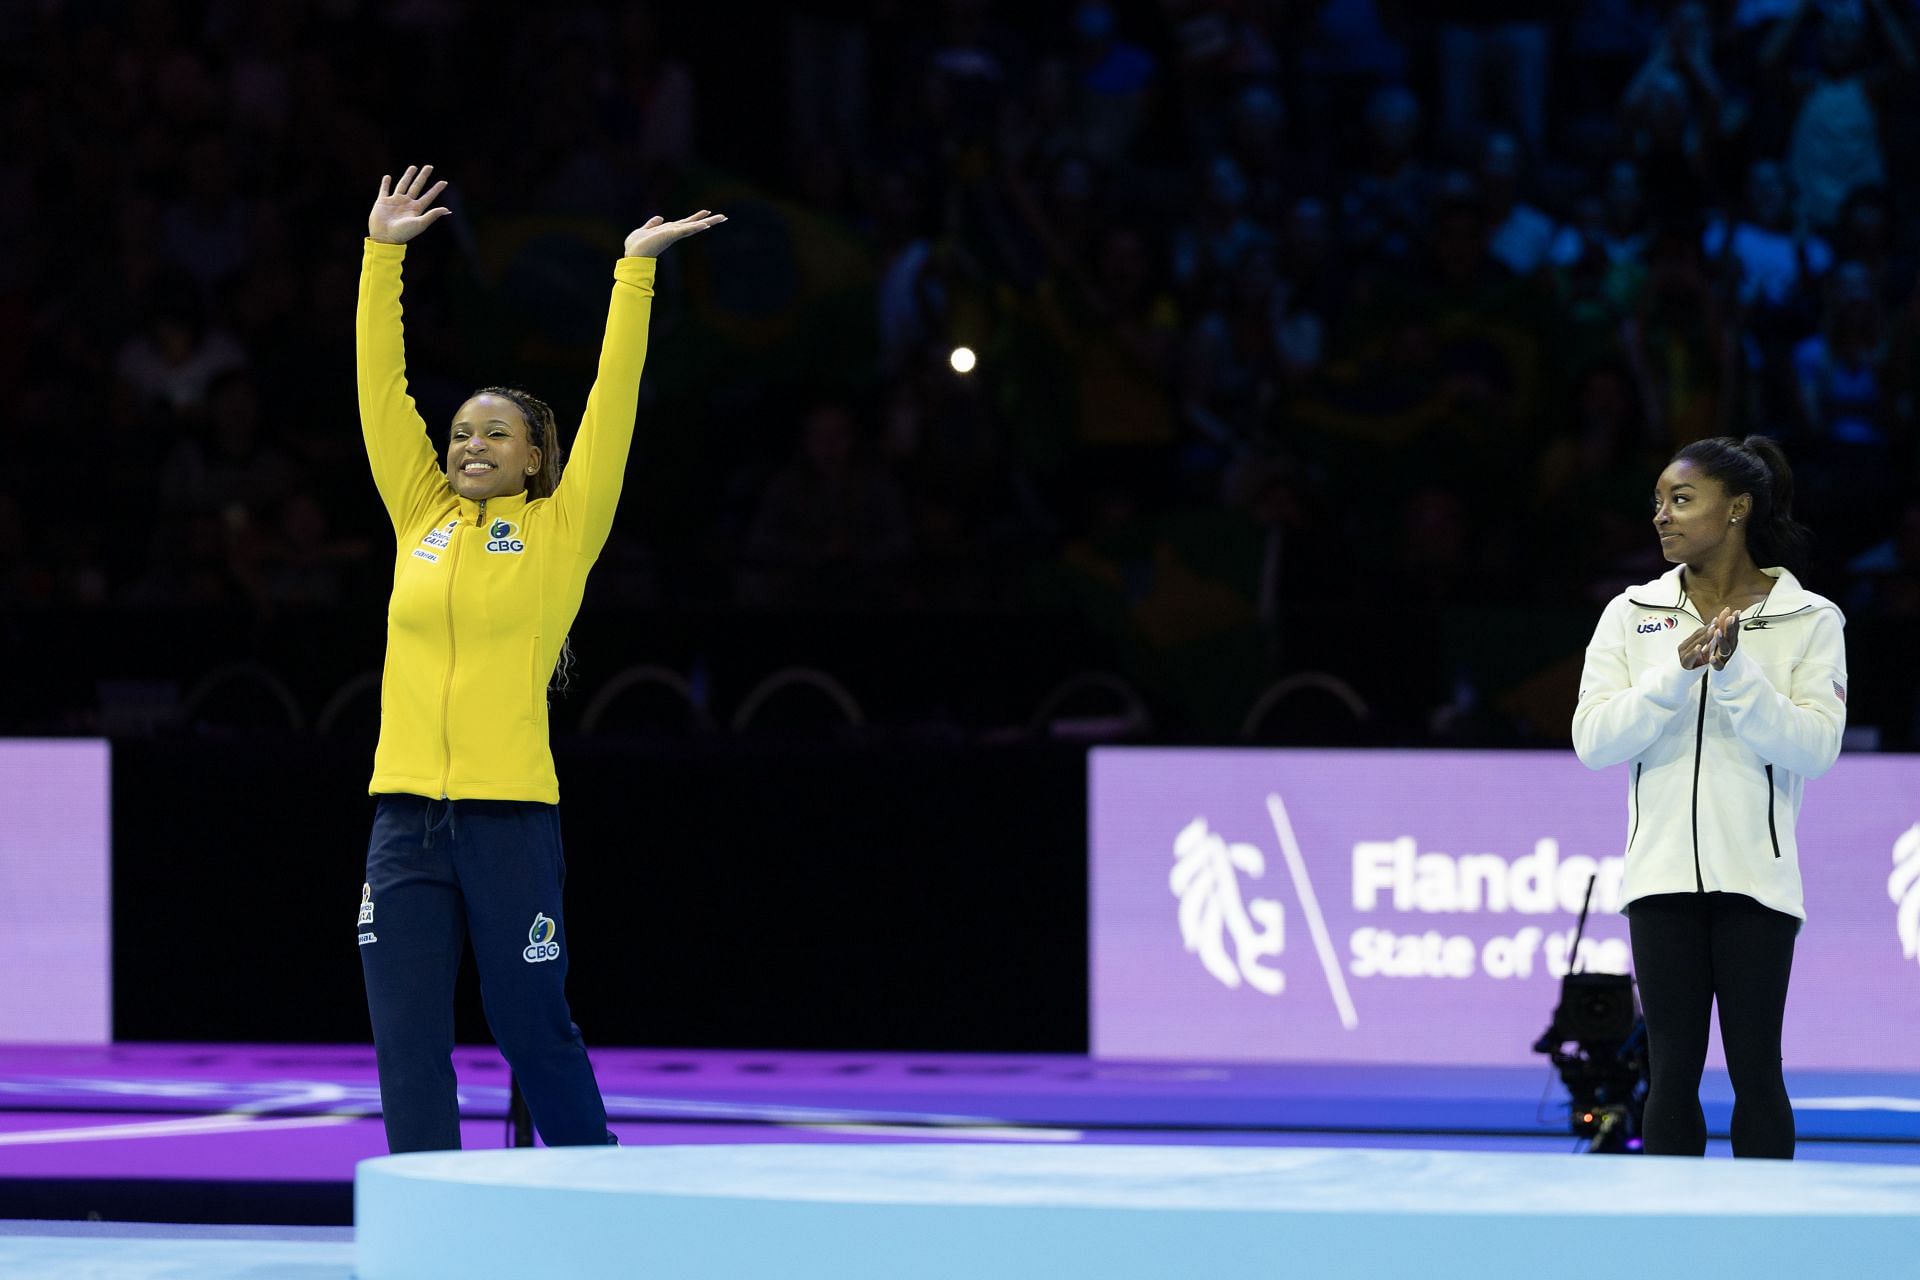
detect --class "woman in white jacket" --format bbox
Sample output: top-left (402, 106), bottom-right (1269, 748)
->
top-left (1573, 435), bottom-right (1847, 1159)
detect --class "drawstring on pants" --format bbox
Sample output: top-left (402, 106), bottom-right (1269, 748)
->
top-left (423, 798), bottom-right (457, 847)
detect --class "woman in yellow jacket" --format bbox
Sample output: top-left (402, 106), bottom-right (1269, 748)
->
top-left (355, 164), bottom-right (722, 1151)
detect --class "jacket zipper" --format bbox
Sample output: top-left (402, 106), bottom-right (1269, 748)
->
top-left (1765, 763), bottom-right (1780, 858)
top-left (1690, 673), bottom-right (1708, 892)
top-left (1627, 762), bottom-right (1643, 853)
top-left (1649, 576), bottom-right (1802, 879)
top-left (437, 499), bottom-right (484, 799)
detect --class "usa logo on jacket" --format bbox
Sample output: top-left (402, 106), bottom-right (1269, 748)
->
top-left (1635, 616), bottom-right (1679, 634)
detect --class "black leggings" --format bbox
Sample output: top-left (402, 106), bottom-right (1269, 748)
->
top-left (1628, 891), bottom-right (1799, 1159)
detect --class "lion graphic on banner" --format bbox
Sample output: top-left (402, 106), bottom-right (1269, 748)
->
top-left (1892, 823), bottom-right (1920, 965)
top-left (1171, 818), bottom-right (1285, 994)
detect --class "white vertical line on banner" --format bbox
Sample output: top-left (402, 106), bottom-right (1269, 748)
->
top-left (1266, 793), bottom-right (1359, 1030)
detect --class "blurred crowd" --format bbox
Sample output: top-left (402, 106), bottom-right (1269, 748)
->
top-left (7, 0), bottom-right (1920, 736)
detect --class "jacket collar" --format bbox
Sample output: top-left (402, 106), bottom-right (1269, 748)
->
top-left (1627, 564), bottom-right (1817, 619)
top-left (453, 488), bottom-right (531, 523)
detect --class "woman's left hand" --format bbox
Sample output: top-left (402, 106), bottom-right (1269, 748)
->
top-left (1710, 607), bottom-right (1741, 669)
top-left (624, 210), bottom-right (727, 258)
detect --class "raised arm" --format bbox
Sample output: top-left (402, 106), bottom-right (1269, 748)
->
top-left (357, 164), bottom-right (454, 536)
top-left (548, 210), bottom-right (725, 560)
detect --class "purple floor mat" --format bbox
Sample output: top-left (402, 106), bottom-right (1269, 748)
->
top-left (1, 1043), bottom-right (1914, 1189)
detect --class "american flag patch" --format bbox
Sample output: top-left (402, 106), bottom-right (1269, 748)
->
top-left (1833, 681), bottom-right (1847, 704)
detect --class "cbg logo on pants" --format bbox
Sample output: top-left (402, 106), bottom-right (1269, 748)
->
top-left (524, 912), bottom-right (560, 963)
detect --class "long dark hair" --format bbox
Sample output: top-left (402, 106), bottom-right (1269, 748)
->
top-left (1670, 434), bottom-right (1812, 579)
top-left (471, 384), bottom-right (575, 691)
top-left (472, 385), bottom-right (566, 500)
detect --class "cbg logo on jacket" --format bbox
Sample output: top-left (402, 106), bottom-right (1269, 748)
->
top-left (486, 519), bottom-right (526, 553)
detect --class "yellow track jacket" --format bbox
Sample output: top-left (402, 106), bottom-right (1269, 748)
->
top-left (356, 238), bottom-right (655, 803)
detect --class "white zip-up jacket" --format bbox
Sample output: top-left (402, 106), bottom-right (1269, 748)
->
top-left (1573, 565), bottom-right (1848, 920)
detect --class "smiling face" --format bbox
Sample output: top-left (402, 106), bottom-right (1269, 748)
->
top-left (447, 394), bottom-right (540, 501)
top-left (1652, 458), bottom-right (1751, 564)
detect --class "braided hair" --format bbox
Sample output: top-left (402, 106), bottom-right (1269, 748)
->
top-left (1670, 434), bottom-right (1813, 580)
top-left (473, 385), bottom-right (566, 499)
top-left (470, 385), bottom-right (576, 692)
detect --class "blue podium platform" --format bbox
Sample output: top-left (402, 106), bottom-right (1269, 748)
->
top-left (356, 1143), bottom-right (1920, 1279)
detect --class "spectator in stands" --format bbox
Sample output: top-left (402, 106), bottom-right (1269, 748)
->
top-left (1794, 260), bottom-right (1891, 453)
top-left (1766, 0), bottom-right (1915, 231)
top-left (1068, 0), bottom-right (1158, 165)
top-left (1227, 82), bottom-right (1290, 224)
top-left (1844, 499), bottom-right (1920, 615)
top-left (1551, 161), bottom-right (1652, 292)
top-left (1622, 3), bottom-right (1740, 224)
top-left (740, 403), bottom-right (913, 609)
top-left (1622, 220), bottom-right (1740, 448)
top-left (1830, 183), bottom-right (1911, 308)
top-left (1275, 196), bottom-right (1344, 364)
top-left (1706, 159), bottom-right (1833, 316)
top-left (1340, 85), bottom-right (1432, 266)
top-left (1171, 155), bottom-right (1271, 298)
top-left (158, 373), bottom-right (294, 515)
top-left (1537, 361), bottom-right (1667, 603)
top-left (258, 494), bottom-right (373, 610)
top-left (1790, 259), bottom-right (1902, 560)
top-left (161, 135), bottom-right (252, 298)
top-left (1481, 132), bottom-right (1556, 277)
top-left (113, 278), bottom-right (246, 415)
top-left (1432, 0), bottom-right (1552, 158)
top-left (1182, 241), bottom-right (1285, 471)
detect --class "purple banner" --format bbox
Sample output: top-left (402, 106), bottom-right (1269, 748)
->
top-left (0, 740), bottom-right (111, 1044)
top-left (1091, 749), bottom-right (1920, 1070)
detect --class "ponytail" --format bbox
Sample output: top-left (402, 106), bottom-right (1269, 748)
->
top-left (1670, 434), bottom-right (1813, 580)
top-left (1737, 435), bottom-right (1812, 579)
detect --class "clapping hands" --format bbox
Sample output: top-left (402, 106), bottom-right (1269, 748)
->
top-left (1678, 608), bottom-right (1742, 671)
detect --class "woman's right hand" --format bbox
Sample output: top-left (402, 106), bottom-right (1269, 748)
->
top-left (1679, 609), bottom-right (1742, 669)
top-left (1678, 624), bottom-right (1716, 671)
top-left (368, 164), bottom-right (451, 244)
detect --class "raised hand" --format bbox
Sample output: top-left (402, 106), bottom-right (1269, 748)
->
top-left (624, 210), bottom-right (727, 259)
top-left (368, 165), bottom-right (451, 245)
top-left (1709, 608), bottom-right (1741, 669)
top-left (1678, 624), bottom-right (1717, 671)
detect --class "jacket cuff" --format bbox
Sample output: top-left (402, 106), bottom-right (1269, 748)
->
top-left (615, 255), bottom-right (657, 285)
top-left (1711, 644), bottom-right (1762, 699)
top-left (1636, 655), bottom-right (1702, 710)
top-left (364, 238), bottom-right (407, 259)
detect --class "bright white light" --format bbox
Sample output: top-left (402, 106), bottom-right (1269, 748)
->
top-left (949, 346), bottom-right (977, 374)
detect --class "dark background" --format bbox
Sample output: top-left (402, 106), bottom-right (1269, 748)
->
top-left (110, 735), bottom-right (1090, 1051)
top-left (5, 0), bottom-right (1919, 1049)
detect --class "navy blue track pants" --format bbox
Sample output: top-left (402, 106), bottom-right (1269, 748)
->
top-left (358, 794), bottom-right (609, 1152)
